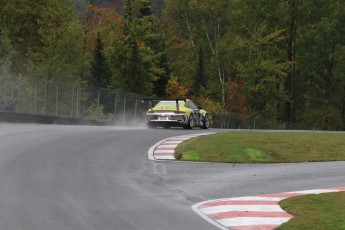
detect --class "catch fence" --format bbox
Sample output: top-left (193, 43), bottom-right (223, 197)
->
top-left (0, 76), bottom-right (318, 130)
top-left (0, 77), bottom-right (150, 125)
top-left (212, 112), bottom-right (314, 130)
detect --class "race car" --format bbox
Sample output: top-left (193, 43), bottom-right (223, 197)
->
top-left (142, 98), bottom-right (210, 129)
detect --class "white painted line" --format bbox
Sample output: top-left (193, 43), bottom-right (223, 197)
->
top-left (169, 138), bottom-right (191, 142)
top-left (156, 145), bottom-right (177, 148)
top-left (163, 141), bottom-right (183, 144)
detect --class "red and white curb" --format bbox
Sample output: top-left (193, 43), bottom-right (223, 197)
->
top-left (148, 132), bottom-right (215, 160)
top-left (192, 186), bottom-right (345, 230)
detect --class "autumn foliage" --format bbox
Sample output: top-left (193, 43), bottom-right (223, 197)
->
top-left (225, 79), bottom-right (248, 114)
top-left (1, 0), bottom-right (345, 129)
top-left (165, 76), bottom-right (189, 99)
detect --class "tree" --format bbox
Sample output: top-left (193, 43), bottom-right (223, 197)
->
top-left (81, 3), bottom-right (124, 85)
top-left (0, 0), bottom-right (86, 82)
top-left (237, 25), bottom-right (287, 119)
top-left (192, 46), bottom-right (206, 96)
top-left (159, 8), bottom-right (195, 94)
top-left (294, 0), bottom-right (345, 130)
top-left (0, 28), bottom-right (17, 74)
top-left (89, 32), bottom-right (111, 88)
top-left (109, 0), bottom-right (165, 96)
top-left (164, 0), bottom-right (234, 107)
top-left (165, 75), bottom-right (189, 98)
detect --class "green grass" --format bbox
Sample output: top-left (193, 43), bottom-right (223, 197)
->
top-left (278, 192), bottom-right (345, 230)
top-left (175, 132), bottom-right (345, 229)
top-left (174, 132), bottom-right (345, 163)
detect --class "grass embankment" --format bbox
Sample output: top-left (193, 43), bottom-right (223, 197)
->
top-left (277, 192), bottom-right (345, 230)
top-left (174, 132), bottom-right (345, 229)
top-left (174, 132), bottom-right (345, 163)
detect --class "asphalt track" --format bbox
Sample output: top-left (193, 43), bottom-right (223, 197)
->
top-left (0, 124), bottom-right (344, 230)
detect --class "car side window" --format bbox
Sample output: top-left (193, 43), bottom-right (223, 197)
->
top-left (187, 101), bottom-right (199, 110)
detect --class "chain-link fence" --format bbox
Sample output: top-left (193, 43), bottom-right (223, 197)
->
top-left (0, 77), bottom-right (151, 125)
top-left (0, 76), bottom-right (323, 130)
top-left (212, 112), bottom-right (318, 130)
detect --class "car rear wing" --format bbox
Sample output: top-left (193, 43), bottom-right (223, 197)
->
top-left (142, 98), bottom-right (187, 110)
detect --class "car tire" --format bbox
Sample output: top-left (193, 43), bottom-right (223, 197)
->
top-left (183, 114), bottom-right (194, 129)
top-left (201, 114), bottom-right (210, 129)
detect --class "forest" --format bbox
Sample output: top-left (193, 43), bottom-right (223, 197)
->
top-left (0, 0), bottom-right (345, 130)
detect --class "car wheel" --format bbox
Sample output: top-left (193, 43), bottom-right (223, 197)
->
top-left (183, 114), bottom-right (194, 129)
top-left (201, 114), bottom-right (210, 129)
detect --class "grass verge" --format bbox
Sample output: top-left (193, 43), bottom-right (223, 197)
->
top-left (174, 132), bottom-right (345, 163)
top-left (174, 132), bottom-right (345, 229)
top-left (278, 192), bottom-right (345, 230)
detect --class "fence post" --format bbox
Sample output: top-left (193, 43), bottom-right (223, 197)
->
top-left (11, 81), bottom-right (14, 100)
top-left (253, 117), bottom-right (256, 129)
top-left (34, 85), bottom-right (37, 114)
top-left (122, 93), bottom-right (127, 124)
top-left (43, 83), bottom-right (48, 114)
top-left (55, 86), bottom-right (59, 116)
top-left (96, 89), bottom-right (102, 121)
top-left (134, 97), bottom-right (138, 122)
top-left (71, 85), bottom-right (76, 117)
top-left (113, 95), bottom-right (117, 123)
top-left (76, 88), bottom-right (79, 118)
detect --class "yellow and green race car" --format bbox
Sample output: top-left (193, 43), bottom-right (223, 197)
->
top-left (142, 98), bottom-right (210, 129)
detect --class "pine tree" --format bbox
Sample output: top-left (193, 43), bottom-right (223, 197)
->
top-left (89, 32), bottom-right (111, 89)
top-left (111, 0), bottom-right (166, 96)
top-left (88, 32), bottom-right (113, 113)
